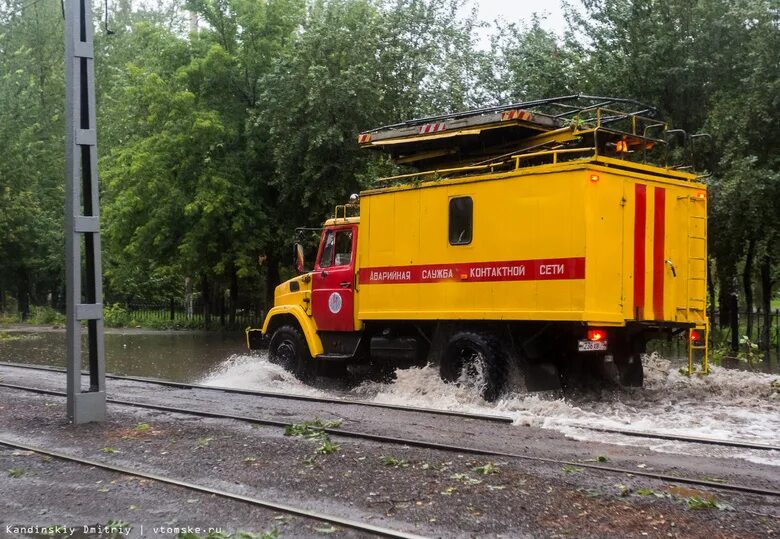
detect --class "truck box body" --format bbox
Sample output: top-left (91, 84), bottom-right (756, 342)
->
top-left (356, 157), bottom-right (707, 329)
top-left (254, 96), bottom-right (710, 392)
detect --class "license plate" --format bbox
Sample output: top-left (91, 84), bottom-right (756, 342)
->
top-left (578, 339), bottom-right (608, 352)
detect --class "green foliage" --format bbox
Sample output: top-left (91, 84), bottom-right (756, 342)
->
top-left (316, 439), bottom-right (341, 454)
top-left (284, 418), bottom-right (342, 440)
top-left (8, 467), bottom-right (25, 478)
top-left (1, 0), bottom-right (777, 327)
top-left (26, 306), bottom-right (65, 326)
top-left (381, 455), bottom-right (409, 467)
top-left (285, 417), bottom-right (343, 459)
top-left (473, 462), bottom-right (500, 475)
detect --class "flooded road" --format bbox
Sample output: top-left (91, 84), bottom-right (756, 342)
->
top-left (2, 326), bottom-right (779, 466)
top-left (0, 327), bottom-right (244, 381)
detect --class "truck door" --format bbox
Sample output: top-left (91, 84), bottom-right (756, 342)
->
top-left (311, 226), bottom-right (357, 332)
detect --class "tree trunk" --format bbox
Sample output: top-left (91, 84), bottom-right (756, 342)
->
top-left (743, 238), bottom-right (755, 339)
top-left (229, 267), bottom-right (238, 328)
top-left (17, 272), bottom-right (30, 321)
top-left (729, 292), bottom-right (739, 353)
top-left (184, 277), bottom-right (193, 319)
top-left (219, 285), bottom-right (226, 328)
top-left (759, 256), bottom-right (771, 361)
top-left (707, 257), bottom-right (716, 343)
top-left (200, 274), bottom-right (211, 327)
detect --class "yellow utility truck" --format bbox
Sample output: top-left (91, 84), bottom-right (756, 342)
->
top-left (248, 95), bottom-right (709, 399)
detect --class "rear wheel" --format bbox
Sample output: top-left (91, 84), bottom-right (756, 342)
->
top-left (440, 331), bottom-right (507, 402)
top-left (269, 325), bottom-right (313, 382)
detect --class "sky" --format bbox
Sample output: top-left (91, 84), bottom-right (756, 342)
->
top-left (474, 0), bottom-right (568, 34)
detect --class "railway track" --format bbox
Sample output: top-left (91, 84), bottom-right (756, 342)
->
top-left (0, 436), bottom-right (426, 539)
top-left (1, 379), bottom-right (778, 499)
top-left (1, 361), bottom-right (778, 453)
top-left (0, 361), bottom-right (511, 423)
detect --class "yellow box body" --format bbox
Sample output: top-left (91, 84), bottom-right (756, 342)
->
top-left (354, 157), bottom-right (707, 328)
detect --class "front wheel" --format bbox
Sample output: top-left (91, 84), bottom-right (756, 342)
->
top-left (268, 325), bottom-right (313, 382)
top-left (440, 331), bottom-right (507, 402)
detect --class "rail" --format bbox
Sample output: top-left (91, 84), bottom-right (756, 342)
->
top-left (1, 379), bottom-right (778, 498)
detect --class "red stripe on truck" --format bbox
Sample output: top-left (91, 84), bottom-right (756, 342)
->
top-left (653, 187), bottom-right (666, 320)
top-left (633, 184), bottom-right (647, 319)
top-left (359, 257), bottom-right (585, 284)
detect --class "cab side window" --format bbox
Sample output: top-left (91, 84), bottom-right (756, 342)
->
top-left (319, 229), bottom-right (353, 268)
top-left (334, 229), bottom-right (353, 266)
top-left (449, 196), bottom-right (473, 245)
top-left (319, 231), bottom-right (335, 268)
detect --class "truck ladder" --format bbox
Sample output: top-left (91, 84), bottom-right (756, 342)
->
top-left (685, 199), bottom-right (708, 375)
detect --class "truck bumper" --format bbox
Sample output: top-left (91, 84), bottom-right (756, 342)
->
top-left (245, 328), bottom-right (269, 351)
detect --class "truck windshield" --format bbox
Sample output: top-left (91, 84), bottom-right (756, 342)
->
top-left (319, 229), bottom-right (353, 268)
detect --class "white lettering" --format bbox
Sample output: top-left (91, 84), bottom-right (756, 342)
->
top-left (370, 270), bottom-right (411, 282)
top-left (469, 265), bottom-right (526, 279)
top-left (539, 264), bottom-right (565, 275)
top-left (421, 268), bottom-right (453, 280)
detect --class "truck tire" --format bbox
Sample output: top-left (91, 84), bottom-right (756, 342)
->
top-left (269, 325), bottom-right (313, 382)
top-left (440, 332), bottom-right (507, 402)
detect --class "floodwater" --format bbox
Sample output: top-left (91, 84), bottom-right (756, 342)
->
top-left (203, 352), bottom-right (780, 467)
top-left (0, 327), bottom-right (244, 381)
top-left (2, 327), bottom-right (779, 466)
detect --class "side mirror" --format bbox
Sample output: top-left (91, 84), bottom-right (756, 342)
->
top-left (294, 243), bottom-right (305, 274)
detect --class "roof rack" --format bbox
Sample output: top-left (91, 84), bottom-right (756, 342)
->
top-left (358, 95), bottom-right (665, 171)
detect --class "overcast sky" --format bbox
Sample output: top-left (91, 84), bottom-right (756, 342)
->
top-left (474, 0), bottom-right (567, 34)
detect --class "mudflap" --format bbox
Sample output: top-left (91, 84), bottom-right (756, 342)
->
top-left (525, 361), bottom-right (562, 392)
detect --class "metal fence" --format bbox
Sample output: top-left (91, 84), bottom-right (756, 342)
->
top-left (106, 299), bottom-right (266, 330)
top-left (649, 309), bottom-right (780, 362)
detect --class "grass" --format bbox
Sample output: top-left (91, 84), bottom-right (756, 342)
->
top-left (8, 467), bottom-right (25, 478)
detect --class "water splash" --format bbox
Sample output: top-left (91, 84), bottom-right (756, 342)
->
top-left (200, 353), bottom-right (328, 397)
top-left (201, 352), bottom-right (780, 465)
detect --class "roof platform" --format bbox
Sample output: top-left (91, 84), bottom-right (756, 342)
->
top-left (358, 95), bottom-right (666, 170)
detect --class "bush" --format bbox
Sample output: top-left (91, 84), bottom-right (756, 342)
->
top-left (28, 306), bottom-right (65, 326)
top-left (103, 303), bottom-right (132, 327)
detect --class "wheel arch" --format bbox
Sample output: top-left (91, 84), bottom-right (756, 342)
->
top-left (262, 306), bottom-right (324, 356)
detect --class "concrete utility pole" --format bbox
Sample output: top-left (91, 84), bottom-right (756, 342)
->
top-left (64, 0), bottom-right (106, 423)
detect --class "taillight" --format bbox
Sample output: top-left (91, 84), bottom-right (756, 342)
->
top-left (690, 330), bottom-right (702, 343)
top-left (587, 329), bottom-right (606, 342)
